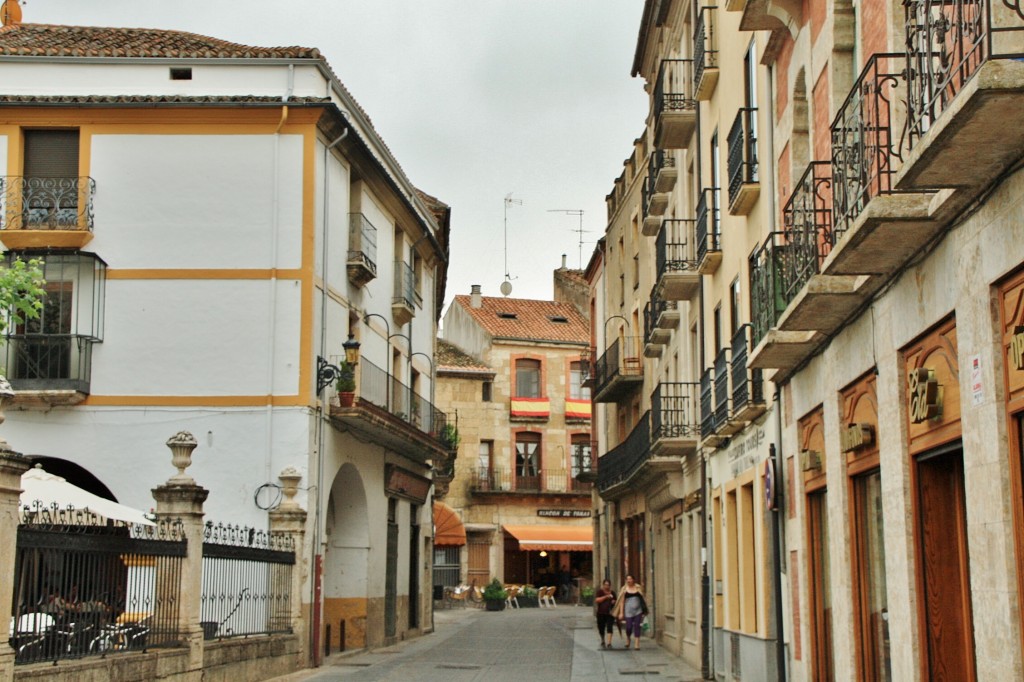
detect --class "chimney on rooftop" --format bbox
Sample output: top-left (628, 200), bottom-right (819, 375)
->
top-left (470, 285), bottom-right (482, 309)
top-left (561, 254), bottom-right (567, 269)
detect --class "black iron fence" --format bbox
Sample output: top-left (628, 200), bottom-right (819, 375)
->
top-left (830, 53), bottom-right (907, 242)
top-left (200, 522), bottom-right (295, 640)
top-left (700, 368), bottom-right (716, 436)
top-left (651, 382), bottom-right (701, 442)
top-left (697, 189), bottom-right (720, 266)
top-left (2, 334), bottom-right (95, 393)
top-left (905, 0), bottom-right (1024, 151)
top-left (593, 335), bottom-right (643, 397)
top-left (749, 232), bottom-right (788, 346)
top-left (727, 107), bottom-right (759, 205)
top-left (356, 357), bottom-right (449, 442)
top-left (657, 219), bottom-right (698, 280)
top-left (654, 58), bottom-right (696, 120)
top-left (714, 348), bottom-right (731, 427)
top-left (347, 213), bottom-right (378, 278)
top-left (470, 467), bottom-right (590, 494)
top-left (731, 325), bottom-right (763, 412)
top-left (12, 506), bottom-right (186, 665)
top-left (694, 7), bottom-right (718, 90)
top-left (597, 411), bottom-right (651, 493)
top-left (393, 261), bottom-right (417, 309)
top-left (0, 176), bottom-right (96, 231)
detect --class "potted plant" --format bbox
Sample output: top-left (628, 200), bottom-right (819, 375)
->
top-left (440, 423), bottom-right (460, 452)
top-left (518, 585), bottom-right (539, 608)
top-left (336, 361), bottom-right (356, 407)
top-left (580, 585), bottom-right (595, 606)
top-left (482, 578), bottom-right (507, 611)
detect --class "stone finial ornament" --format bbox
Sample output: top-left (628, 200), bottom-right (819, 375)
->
top-left (277, 467), bottom-right (303, 510)
top-left (166, 430), bottom-right (198, 484)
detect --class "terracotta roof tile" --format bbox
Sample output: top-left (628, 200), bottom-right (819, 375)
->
top-left (453, 295), bottom-right (589, 345)
top-left (0, 23), bottom-right (320, 59)
top-left (0, 94), bottom-right (330, 105)
top-left (437, 339), bottom-right (492, 374)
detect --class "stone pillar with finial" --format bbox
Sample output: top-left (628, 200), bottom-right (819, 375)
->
top-left (151, 431), bottom-right (208, 678)
top-left (0, 377), bottom-right (30, 682)
top-left (268, 467), bottom-right (308, 664)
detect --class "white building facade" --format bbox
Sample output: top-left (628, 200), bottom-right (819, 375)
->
top-left (0, 22), bottom-right (450, 659)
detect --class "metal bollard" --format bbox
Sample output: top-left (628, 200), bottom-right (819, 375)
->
top-left (339, 619), bottom-right (346, 652)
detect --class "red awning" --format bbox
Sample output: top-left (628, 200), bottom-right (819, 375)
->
top-left (433, 502), bottom-right (466, 546)
top-left (503, 524), bottom-right (593, 552)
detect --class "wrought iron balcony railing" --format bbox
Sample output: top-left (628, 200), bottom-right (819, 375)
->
top-left (572, 441), bottom-right (597, 484)
top-left (597, 411), bottom-right (651, 493)
top-left (355, 357), bottom-right (448, 442)
top-left (727, 107), bottom-right (759, 206)
top-left (696, 189), bottom-right (721, 266)
top-left (3, 334), bottom-right (94, 394)
top-left (694, 7), bottom-right (719, 94)
top-left (648, 150), bottom-right (675, 201)
top-left (657, 219), bottom-right (698, 280)
top-left (651, 382), bottom-right (701, 442)
top-left (730, 325), bottom-right (764, 415)
top-left (347, 213), bottom-right (378, 286)
top-left (749, 231), bottom-right (788, 346)
top-left (592, 335), bottom-right (644, 402)
top-left (830, 53), bottom-right (907, 242)
top-left (700, 367), bottom-right (716, 436)
top-left (0, 177), bottom-right (96, 231)
top-left (643, 295), bottom-right (677, 350)
top-left (471, 467), bottom-right (588, 494)
top-left (654, 58), bottom-right (697, 122)
top-left (904, 0), bottom-right (1024, 152)
top-left (393, 261), bottom-right (416, 309)
top-left (714, 347), bottom-right (731, 427)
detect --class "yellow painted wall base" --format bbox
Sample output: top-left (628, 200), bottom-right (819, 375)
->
top-left (323, 597), bottom-right (368, 651)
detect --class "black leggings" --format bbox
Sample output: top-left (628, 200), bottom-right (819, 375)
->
top-left (597, 613), bottom-right (616, 637)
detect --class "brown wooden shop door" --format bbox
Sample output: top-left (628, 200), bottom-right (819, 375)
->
top-left (467, 536), bottom-right (490, 586)
top-left (917, 448), bottom-right (975, 681)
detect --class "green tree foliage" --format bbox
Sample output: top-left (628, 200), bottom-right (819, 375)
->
top-left (0, 257), bottom-right (45, 336)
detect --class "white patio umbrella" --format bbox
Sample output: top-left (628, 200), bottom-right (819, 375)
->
top-left (19, 465), bottom-right (155, 526)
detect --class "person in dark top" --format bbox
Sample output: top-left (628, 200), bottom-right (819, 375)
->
top-left (594, 579), bottom-right (617, 649)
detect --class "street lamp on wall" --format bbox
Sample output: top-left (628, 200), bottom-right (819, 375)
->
top-left (316, 333), bottom-right (361, 394)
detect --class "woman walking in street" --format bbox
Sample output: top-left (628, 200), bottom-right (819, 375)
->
top-left (594, 579), bottom-right (617, 649)
top-left (613, 574), bottom-right (647, 651)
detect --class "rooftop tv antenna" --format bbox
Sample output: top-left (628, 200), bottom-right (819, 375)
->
top-left (502, 193), bottom-right (522, 296)
top-left (547, 209), bottom-right (589, 268)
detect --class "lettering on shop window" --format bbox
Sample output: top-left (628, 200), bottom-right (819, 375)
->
top-left (1010, 326), bottom-right (1024, 370)
top-left (908, 367), bottom-right (941, 424)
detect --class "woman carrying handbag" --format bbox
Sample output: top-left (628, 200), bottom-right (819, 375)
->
top-left (612, 574), bottom-right (648, 651)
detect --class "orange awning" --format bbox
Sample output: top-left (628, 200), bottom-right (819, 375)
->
top-left (433, 502), bottom-right (466, 546)
top-left (503, 524), bottom-right (593, 552)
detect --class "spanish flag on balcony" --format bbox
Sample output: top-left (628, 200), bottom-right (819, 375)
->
top-left (510, 396), bottom-right (550, 418)
top-left (565, 399), bottom-right (591, 421)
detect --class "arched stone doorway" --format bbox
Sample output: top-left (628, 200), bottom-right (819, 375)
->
top-left (28, 456), bottom-right (116, 501)
top-left (323, 462), bottom-right (369, 652)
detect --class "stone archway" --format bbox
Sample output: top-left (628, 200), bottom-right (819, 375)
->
top-left (323, 462), bottom-right (369, 651)
top-left (28, 456), bottom-right (117, 501)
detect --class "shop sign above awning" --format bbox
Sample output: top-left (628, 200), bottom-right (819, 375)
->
top-left (503, 523), bottom-right (592, 552)
top-left (433, 501), bottom-right (466, 546)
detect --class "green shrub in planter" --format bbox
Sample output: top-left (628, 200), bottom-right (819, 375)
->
top-left (581, 585), bottom-right (595, 607)
top-left (483, 578), bottom-right (507, 611)
top-left (518, 585), bottom-right (540, 608)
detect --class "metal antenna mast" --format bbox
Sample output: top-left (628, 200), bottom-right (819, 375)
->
top-left (547, 209), bottom-right (588, 268)
top-left (503, 193), bottom-right (522, 296)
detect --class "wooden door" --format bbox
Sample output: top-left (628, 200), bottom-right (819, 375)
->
top-left (467, 536), bottom-right (490, 586)
top-left (808, 490), bottom-right (834, 681)
top-left (384, 519), bottom-right (398, 638)
top-left (916, 448), bottom-right (975, 681)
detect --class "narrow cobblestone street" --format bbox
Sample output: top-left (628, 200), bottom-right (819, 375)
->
top-left (273, 607), bottom-right (703, 682)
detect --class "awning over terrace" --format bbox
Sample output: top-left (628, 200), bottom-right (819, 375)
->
top-left (503, 524), bottom-right (593, 552)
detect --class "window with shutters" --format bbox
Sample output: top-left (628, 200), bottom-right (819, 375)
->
top-left (3, 130), bottom-right (95, 243)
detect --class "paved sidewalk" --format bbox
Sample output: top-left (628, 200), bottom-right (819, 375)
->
top-left (270, 605), bottom-right (703, 681)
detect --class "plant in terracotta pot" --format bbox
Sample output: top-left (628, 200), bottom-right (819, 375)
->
top-left (482, 577), bottom-right (507, 611)
top-left (335, 361), bottom-right (356, 407)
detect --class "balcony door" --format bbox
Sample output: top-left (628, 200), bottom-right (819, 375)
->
top-left (23, 130), bottom-right (80, 227)
top-left (515, 433), bottom-right (541, 491)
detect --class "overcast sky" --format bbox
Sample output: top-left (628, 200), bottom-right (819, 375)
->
top-left (27, 0), bottom-right (648, 309)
